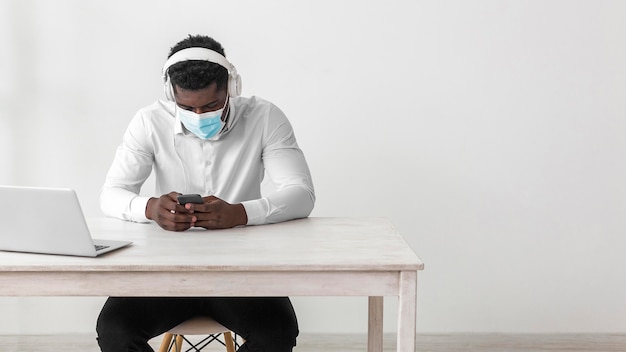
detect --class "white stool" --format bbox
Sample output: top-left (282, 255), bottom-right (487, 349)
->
top-left (157, 316), bottom-right (237, 352)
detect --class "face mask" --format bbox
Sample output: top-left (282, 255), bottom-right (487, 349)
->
top-left (177, 99), bottom-right (227, 139)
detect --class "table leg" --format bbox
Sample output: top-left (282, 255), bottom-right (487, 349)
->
top-left (397, 271), bottom-right (417, 352)
top-left (368, 296), bottom-right (384, 352)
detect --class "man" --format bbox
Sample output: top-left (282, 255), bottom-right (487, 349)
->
top-left (96, 35), bottom-right (315, 352)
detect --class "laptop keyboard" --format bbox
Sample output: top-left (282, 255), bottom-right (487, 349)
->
top-left (95, 244), bottom-right (110, 251)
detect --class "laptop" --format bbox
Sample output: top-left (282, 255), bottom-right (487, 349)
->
top-left (0, 186), bottom-right (132, 257)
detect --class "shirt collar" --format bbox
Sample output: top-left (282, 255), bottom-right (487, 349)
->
top-left (174, 113), bottom-right (186, 135)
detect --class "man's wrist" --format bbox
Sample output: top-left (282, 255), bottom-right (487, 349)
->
top-left (235, 203), bottom-right (248, 226)
top-left (145, 197), bottom-right (156, 220)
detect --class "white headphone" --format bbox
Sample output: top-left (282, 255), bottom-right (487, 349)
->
top-left (162, 47), bottom-right (242, 101)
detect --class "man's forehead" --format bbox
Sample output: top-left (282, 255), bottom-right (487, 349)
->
top-left (174, 84), bottom-right (226, 104)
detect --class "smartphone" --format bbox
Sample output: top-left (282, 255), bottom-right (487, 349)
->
top-left (177, 194), bottom-right (203, 205)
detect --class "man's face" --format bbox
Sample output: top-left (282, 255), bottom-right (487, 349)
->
top-left (173, 82), bottom-right (228, 115)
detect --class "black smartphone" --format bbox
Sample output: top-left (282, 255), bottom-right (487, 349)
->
top-left (177, 194), bottom-right (203, 205)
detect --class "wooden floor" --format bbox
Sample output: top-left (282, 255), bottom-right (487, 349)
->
top-left (2, 333), bottom-right (626, 352)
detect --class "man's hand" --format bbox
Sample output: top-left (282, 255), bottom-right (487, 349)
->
top-left (145, 192), bottom-right (197, 231)
top-left (183, 195), bottom-right (248, 229)
top-left (146, 192), bottom-right (247, 231)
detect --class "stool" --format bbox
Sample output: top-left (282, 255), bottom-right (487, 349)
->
top-left (157, 316), bottom-right (238, 352)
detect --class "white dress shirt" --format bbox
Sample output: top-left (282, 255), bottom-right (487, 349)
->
top-left (100, 96), bottom-right (315, 225)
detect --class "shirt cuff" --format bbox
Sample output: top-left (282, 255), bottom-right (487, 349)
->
top-left (241, 199), bottom-right (269, 225)
top-left (130, 195), bottom-right (152, 223)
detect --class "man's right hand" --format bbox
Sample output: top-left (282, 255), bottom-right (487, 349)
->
top-left (145, 192), bottom-right (197, 231)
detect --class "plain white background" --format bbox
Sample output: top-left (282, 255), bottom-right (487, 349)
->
top-left (1, 0), bottom-right (625, 335)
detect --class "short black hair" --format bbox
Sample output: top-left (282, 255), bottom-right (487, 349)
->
top-left (167, 35), bottom-right (228, 92)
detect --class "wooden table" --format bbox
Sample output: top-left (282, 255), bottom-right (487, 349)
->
top-left (0, 217), bottom-right (424, 352)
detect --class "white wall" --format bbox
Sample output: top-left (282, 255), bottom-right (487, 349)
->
top-left (1, 0), bottom-right (625, 335)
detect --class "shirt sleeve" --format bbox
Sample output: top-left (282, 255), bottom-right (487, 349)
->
top-left (242, 105), bottom-right (315, 225)
top-left (100, 111), bottom-right (154, 223)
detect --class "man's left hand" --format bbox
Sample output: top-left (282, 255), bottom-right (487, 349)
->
top-left (183, 195), bottom-right (248, 229)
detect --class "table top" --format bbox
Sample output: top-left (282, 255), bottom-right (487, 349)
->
top-left (0, 217), bottom-right (423, 273)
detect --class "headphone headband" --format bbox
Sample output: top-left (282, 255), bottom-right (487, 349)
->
top-left (162, 47), bottom-right (242, 99)
top-left (162, 47), bottom-right (234, 81)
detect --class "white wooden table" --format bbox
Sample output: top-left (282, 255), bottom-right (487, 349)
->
top-left (0, 217), bottom-right (424, 352)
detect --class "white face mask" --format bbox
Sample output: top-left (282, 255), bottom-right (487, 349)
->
top-left (177, 99), bottom-right (227, 139)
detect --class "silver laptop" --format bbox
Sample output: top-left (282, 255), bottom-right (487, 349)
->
top-left (0, 186), bottom-right (132, 257)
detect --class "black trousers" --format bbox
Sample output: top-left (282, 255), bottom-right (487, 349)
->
top-left (96, 296), bottom-right (298, 352)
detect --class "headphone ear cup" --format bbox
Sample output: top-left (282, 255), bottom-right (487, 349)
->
top-left (228, 70), bottom-right (242, 97)
top-left (164, 75), bottom-right (175, 101)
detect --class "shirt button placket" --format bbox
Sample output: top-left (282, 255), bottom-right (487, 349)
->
top-left (203, 141), bottom-right (214, 196)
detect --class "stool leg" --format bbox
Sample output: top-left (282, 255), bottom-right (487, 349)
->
top-left (224, 331), bottom-right (236, 352)
top-left (174, 335), bottom-right (184, 352)
top-left (158, 333), bottom-right (174, 352)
